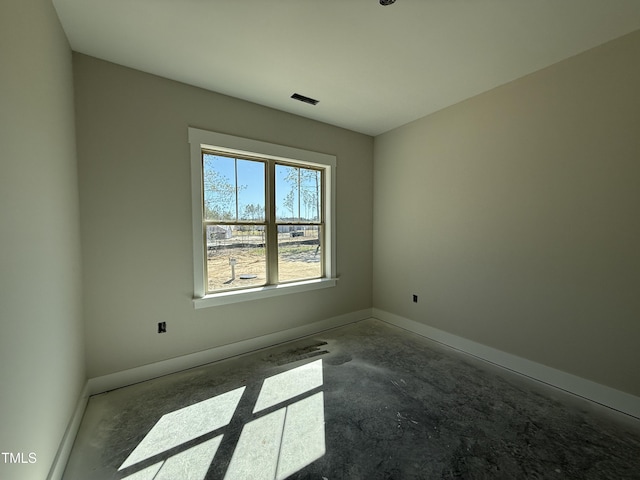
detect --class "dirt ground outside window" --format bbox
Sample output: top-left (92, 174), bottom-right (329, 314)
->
top-left (206, 235), bottom-right (321, 291)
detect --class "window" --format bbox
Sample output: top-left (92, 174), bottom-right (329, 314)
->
top-left (189, 128), bottom-right (337, 307)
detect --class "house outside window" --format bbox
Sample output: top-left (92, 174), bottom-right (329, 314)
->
top-left (189, 128), bottom-right (337, 308)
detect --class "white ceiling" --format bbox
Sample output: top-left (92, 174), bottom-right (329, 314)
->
top-left (53, 0), bottom-right (640, 136)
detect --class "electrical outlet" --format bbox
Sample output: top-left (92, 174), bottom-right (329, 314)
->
top-left (412, 294), bottom-right (418, 303)
top-left (158, 322), bottom-right (167, 333)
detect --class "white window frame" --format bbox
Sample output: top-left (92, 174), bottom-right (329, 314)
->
top-left (189, 128), bottom-right (337, 308)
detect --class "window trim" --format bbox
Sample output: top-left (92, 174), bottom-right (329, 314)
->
top-left (189, 128), bottom-right (337, 308)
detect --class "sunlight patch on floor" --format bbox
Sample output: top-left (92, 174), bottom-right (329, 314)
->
top-left (118, 360), bottom-right (325, 480)
top-left (118, 387), bottom-right (244, 470)
top-left (253, 359), bottom-right (323, 413)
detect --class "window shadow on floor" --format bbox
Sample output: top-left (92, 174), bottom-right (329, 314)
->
top-left (117, 359), bottom-right (326, 480)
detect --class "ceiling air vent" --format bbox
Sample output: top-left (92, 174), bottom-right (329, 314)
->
top-left (291, 93), bottom-right (319, 105)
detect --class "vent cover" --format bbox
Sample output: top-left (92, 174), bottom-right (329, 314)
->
top-left (291, 93), bottom-right (319, 105)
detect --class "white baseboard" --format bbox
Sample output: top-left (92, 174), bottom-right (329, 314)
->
top-left (47, 382), bottom-right (90, 480)
top-left (88, 308), bottom-right (372, 395)
top-left (372, 308), bottom-right (640, 420)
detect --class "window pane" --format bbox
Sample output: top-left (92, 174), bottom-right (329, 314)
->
top-left (277, 226), bottom-right (322, 282)
top-left (206, 224), bottom-right (266, 291)
top-left (237, 159), bottom-right (265, 222)
top-left (276, 165), bottom-right (321, 223)
top-left (300, 168), bottom-right (321, 222)
top-left (276, 165), bottom-right (299, 222)
top-left (203, 154), bottom-right (236, 221)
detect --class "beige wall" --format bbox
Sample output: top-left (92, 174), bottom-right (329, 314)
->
top-left (73, 54), bottom-right (373, 378)
top-left (373, 29), bottom-right (640, 396)
top-left (0, 1), bottom-right (85, 478)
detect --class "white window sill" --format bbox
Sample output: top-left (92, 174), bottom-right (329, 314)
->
top-left (193, 277), bottom-right (338, 309)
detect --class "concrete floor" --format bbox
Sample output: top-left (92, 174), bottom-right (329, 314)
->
top-left (63, 319), bottom-right (640, 479)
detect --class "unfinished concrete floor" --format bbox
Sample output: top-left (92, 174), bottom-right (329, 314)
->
top-left (63, 319), bottom-right (640, 479)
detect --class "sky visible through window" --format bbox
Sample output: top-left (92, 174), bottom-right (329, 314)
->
top-left (203, 154), bottom-right (320, 222)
